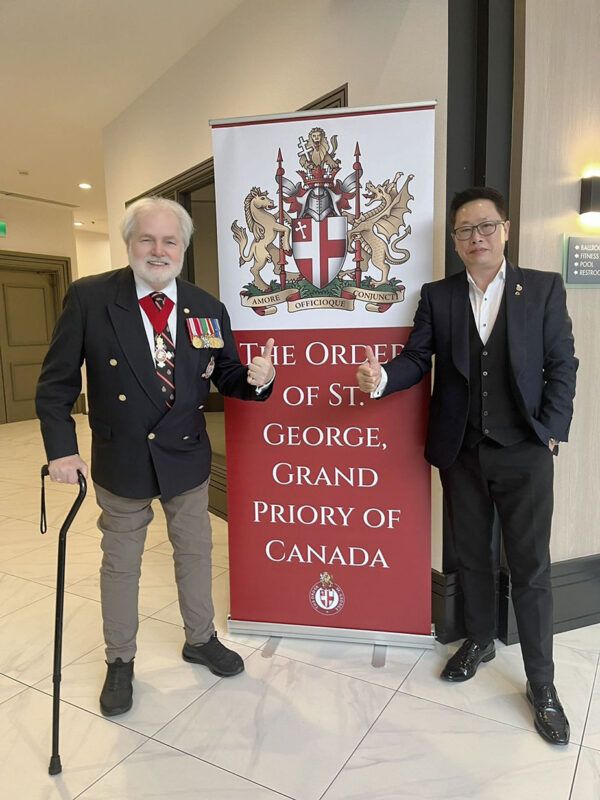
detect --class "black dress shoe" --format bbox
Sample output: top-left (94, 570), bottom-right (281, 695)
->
top-left (100, 658), bottom-right (134, 716)
top-left (182, 634), bottom-right (244, 677)
top-left (441, 638), bottom-right (495, 682)
top-left (526, 682), bottom-right (570, 745)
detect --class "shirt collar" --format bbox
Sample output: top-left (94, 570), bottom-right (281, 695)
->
top-left (466, 258), bottom-right (506, 291)
top-left (134, 274), bottom-right (178, 304)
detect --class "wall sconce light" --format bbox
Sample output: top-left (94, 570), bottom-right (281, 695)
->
top-left (580, 176), bottom-right (600, 214)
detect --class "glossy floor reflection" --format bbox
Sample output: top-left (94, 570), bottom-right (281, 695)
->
top-left (0, 417), bottom-right (598, 799)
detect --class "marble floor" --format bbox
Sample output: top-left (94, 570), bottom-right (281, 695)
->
top-left (0, 416), bottom-right (599, 799)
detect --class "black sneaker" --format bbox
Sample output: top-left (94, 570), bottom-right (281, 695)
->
top-left (182, 634), bottom-right (244, 677)
top-left (99, 657), bottom-right (134, 716)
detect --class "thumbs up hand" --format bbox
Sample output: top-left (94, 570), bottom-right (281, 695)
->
top-left (248, 338), bottom-right (275, 387)
top-left (356, 345), bottom-right (382, 393)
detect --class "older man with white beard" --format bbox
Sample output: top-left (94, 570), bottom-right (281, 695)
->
top-left (36, 197), bottom-right (275, 716)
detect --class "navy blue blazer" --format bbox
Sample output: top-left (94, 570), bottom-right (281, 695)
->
top-left (36, 267), bottom-right (271, 500)
top-left (382, 263), bottom-right (578, 469)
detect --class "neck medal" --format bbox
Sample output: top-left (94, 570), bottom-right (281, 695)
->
top-left (154, 335), bottom-right (173, 367)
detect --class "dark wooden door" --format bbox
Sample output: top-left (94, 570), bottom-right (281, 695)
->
top-left (0, 268), bottom-right (58, 422)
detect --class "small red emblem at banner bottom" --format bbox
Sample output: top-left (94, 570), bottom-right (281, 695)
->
top-left (309, 572), bottom-right (346, 615)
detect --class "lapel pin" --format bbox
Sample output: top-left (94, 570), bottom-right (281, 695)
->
top-left (515, 283), bottom-right (523, 296)
top-left (184, 307), bottom-right (190, 314)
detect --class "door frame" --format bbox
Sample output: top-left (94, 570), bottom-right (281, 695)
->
top-left (0, 249), bottom-right (72, 315)
top-left (0, 250), bottom-right (82, 419)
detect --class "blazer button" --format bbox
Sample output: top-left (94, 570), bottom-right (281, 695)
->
top-left (118, 394), bottom-right (126, 402)
top-left (183, 435), bottom-right (190, 440)
top-left (482, 371), bottom-right (488, 377)
top-left (184, 307), bottom-right (190, 314)
top-left (198, 405), bottom-right (204, 410)
top-left (147, 433), bottom-right (156, 440)
top-left (109, 358), bottom-right (118, 366)
top-left (482, 351), bottom-right (488, 357)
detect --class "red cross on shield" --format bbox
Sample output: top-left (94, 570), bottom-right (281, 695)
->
top-left (291, 216), bottom-right (348, 288)
top-left (319, 588), bottom-right (337, 609)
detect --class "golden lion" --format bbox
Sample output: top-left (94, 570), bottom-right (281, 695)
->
top-left (299, 127), bottom-right (340, 172)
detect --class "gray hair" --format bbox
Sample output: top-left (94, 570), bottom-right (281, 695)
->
top-left (120, 196), bottom-right (194, 249)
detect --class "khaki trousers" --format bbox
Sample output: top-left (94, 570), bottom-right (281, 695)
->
top-left (94, 479), bottom-right (215, 663)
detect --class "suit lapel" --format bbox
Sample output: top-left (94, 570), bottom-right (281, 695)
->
top-left (107, 268), bottom-right (166, 411)
top-left (451, 272), bottom-right (470, 379)
top-left (505, 262), bottom-right (526, 380)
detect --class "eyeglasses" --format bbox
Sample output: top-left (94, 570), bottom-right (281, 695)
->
top-left (452, 220), bottom-right (507, 241)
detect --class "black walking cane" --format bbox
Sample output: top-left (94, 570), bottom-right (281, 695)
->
top-left (40, 464), bottom-right (87, 776)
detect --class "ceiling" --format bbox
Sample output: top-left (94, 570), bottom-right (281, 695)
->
top-left (0, 0), bottom-right (244, 234)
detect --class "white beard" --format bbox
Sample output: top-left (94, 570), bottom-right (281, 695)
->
top-left (129, 255), bottom-right (184, 290)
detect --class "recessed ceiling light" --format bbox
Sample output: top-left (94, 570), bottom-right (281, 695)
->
top-left (74, 221), bottom-right (84, 227)
top-left (78, 182), bottom-right (92, 190)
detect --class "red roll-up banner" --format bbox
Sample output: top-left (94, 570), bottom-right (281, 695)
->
top-left (212, 103), bottom-right (435, 646)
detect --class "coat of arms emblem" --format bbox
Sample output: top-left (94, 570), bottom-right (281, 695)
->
top-left (231, 127), bottom-right (414, 314)
top-left (309, 571), bottom-right (346, 615)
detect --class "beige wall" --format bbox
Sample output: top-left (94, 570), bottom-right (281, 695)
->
top-left (75, 230), bottom-right (111, 279)
top-left (103, 0), bottom-right (448, 273)
top-left (0, 195), bottom-right (78, 274)
top-left (517, 0), bottom-right (600, 560)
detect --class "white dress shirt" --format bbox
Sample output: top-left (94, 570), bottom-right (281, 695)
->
top-left (371, 260), bottom-right (507, 397)
top-left (466, 259), bottom-right (506, 345)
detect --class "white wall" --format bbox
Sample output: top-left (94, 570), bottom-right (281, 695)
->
top-left (75, 230), bottom-right (111, 279)
top-left (0, 195), bottom-right (78, 274)
top-left (103, 0), bottom-right (449, 568)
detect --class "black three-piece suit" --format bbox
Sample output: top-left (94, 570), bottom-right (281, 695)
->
top-left (381, 262), bottom-right (577, 683)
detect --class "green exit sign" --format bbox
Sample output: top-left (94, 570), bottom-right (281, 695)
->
top-left (0, 220), bottom-right (6, 237)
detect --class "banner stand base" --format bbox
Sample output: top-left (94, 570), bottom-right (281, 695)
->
top-left (228, 617), bottom-right (436, 649)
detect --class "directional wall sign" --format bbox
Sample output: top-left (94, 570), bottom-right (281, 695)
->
top-left (564, 235), bottom-right (600, 287)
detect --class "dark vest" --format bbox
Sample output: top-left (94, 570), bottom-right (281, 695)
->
top-left (463, 294), bottom-right (532, 448)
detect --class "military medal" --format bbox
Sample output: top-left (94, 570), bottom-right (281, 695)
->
top-left (205, 317), bottom-right (224, 348)
top-left (186, 318), bottom-right (206, 347)
top-left (186, 317), bottom-right (224, 349)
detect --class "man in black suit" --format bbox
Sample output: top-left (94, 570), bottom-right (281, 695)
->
top-left (36, 197), bottom-right (275, 716)
top-left (356, 187), bottom-right (577, 745)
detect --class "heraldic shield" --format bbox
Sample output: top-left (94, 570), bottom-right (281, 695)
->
top-left (291, 216), bottom-right (348, 289)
